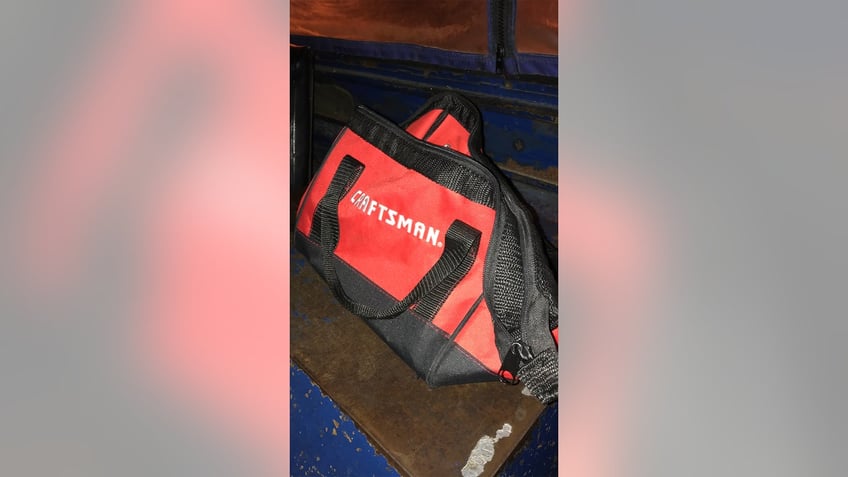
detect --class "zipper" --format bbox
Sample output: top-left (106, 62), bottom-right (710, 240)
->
top-left (495, 44), bottom-right (505, 76)
top-left (496, 190), bottom-right (542, 384)
top-left (466, 142), bottom-right (550, 384)
top-left (356, 107), bottom-right (501, 200)
top-left (492, 0), bottom-right (509, 75)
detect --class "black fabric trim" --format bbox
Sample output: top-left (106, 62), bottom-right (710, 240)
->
top-left (426, 336), bottom-right (498, 386)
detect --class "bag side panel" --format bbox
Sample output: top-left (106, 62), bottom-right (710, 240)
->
top-left (295, 231), bottom-right (497, 385)
top-left (331, 145), bottom-right (495, 303)
top-left (297, 129), bottom-right (496, 320)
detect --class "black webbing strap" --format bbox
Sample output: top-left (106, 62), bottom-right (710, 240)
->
top-left (315, 155), bottom-right (481, 320)
top-left (310, 156), bottom-right (364, 241)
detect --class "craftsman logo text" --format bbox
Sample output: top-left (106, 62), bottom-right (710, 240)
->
top-left (349, 190), bottom-right (442, 247)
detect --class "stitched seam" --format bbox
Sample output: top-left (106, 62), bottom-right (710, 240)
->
top-left (426, 293), bottom-right (484, 384)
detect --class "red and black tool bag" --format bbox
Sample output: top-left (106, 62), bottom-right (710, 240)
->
top-left (294, 93), bottom-right (558, 404)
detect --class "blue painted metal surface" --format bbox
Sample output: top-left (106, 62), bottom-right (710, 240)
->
top-left (499, 405), bottom-right (558, 477)
top-left (309, 54), bottom-right (557, 110)
top-left (291, 363), bottom-right (400, 477)
top-left (291, 362), bottom-right (558, 477)
top-left (308, 53), bottom-right (558, 172)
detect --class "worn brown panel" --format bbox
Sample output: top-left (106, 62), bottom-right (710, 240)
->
top-left (515, 0), bottom-right (558, 55)
top-left (290, 250), bottom-right (546, 477)
top-left (290, 0), bottom-right (489, 54)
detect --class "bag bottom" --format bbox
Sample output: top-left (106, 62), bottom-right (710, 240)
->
top-left (294, 231), bottom-right (498, 386)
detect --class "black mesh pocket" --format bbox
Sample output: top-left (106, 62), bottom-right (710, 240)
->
top-left (491, 213), bottom-right (525, 336)
top-left (532, 243), bottom-right (558, 331)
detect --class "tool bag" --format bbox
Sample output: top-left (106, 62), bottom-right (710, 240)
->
top-left (293, 92), bottom-right (558, 404)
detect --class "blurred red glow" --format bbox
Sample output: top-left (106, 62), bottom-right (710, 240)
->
top-left (19, 0), bottom-right (290, 475)
top-left (17, 0), bottom-right (660, 475)
top-left (557, 167), bottom-right (661, 477)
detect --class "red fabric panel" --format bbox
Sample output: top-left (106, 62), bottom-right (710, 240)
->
top-left (423, 114), bottom-right (472, 156)
top-left (405, 109), bottom-right (444, 139)
top-left (297, 123), bottom-right (507, 370)
top-left (452, 300), bottom-right (500, 373)
top-left (296, 128), bottom-right (495, 304)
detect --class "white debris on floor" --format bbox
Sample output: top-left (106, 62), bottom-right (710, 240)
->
top-left (461, 423), bottom-right (512, 477)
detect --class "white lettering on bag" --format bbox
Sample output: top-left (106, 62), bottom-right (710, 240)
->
top-left (348, 189), bottom-right (442, 247)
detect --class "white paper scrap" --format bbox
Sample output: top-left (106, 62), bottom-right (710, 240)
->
top-left (461, 423), bottom-right (513, 477)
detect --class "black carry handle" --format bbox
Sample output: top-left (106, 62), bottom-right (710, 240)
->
top-left (314, 155), bottom-right (481, 320)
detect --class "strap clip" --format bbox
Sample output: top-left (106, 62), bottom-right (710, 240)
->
top-left (497, 341), bottom-right (534, 385)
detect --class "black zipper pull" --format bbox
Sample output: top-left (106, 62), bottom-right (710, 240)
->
top-left (498, 341), bottom-right (534, 385)
top-left (495, 44), bottom-right (505, 75)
